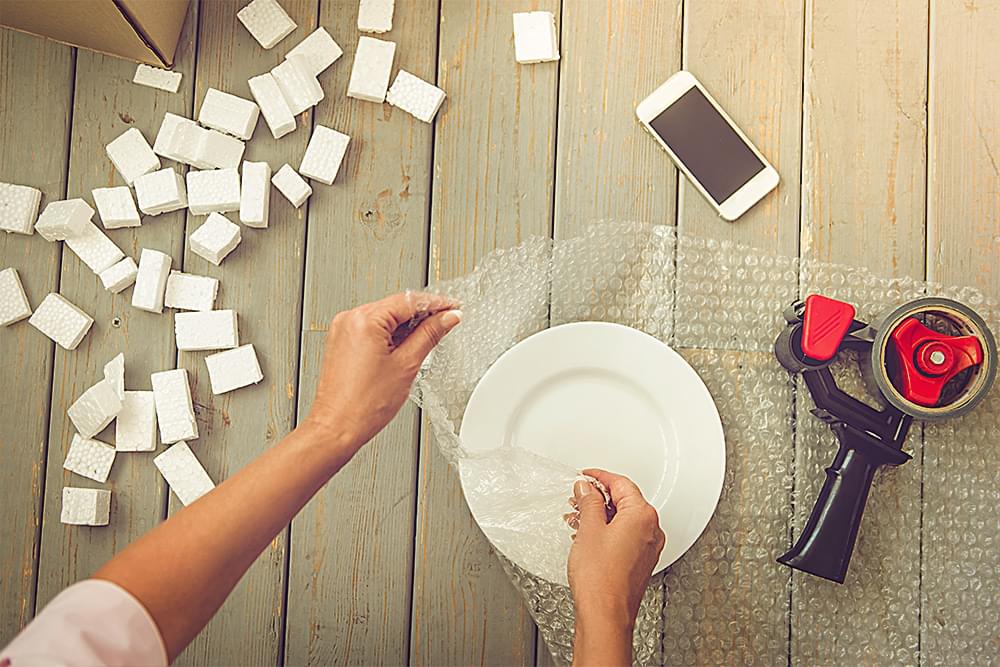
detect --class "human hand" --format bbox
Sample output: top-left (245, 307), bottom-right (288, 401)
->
top-left (303, 291), bottom-right (461, 454)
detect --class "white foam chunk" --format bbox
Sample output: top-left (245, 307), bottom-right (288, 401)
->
top-left (187, 168), bottom-right (241, 215)
top-left (103, 353), bottom-right (126, 401)
top-left (63, 433), bottom-right (116, 483)
top-left (153, 113), bottom-right (244, 169)
top-left (154, 442), bottom-right (214, 506)
top-left (99, 257), bottom-right (139, 293)
top-left (205, 344), bottom-right (264, 394)
top-left (198, 88), bottom-right (261, 140)
top-left (28, 293), bottom-right (93, 350)
top-left (248, 73), bottom-right (296, 139)
top-left (115, 391), bottom-right (157, 452)
top-left (0, 267), bottom-right (31, 326)
top-left (92, 186), bottom-right (141, 229)
top-left (189, 213), bottom-right (242, 266)
top-left (271, 164), bottom-right (311, 207)
top-left (175, 310), bottom-right (239, 351)
top-left (34, 199), bottom-right (92, 242)
top-left (199, 130), bottom-right (246, 170)
top-left (358, 0), bottom-right (394, 33)
top-left (67, 379), bottom-right (123, 438)
top-left (164, 271), bottom-right (218, 311)
top-left (347, 36), bottom-right (396, 103)
top-left (271, 54), bottom-right (324, 115)
top-left (513, 11), bottom-right (560, 64)
top-left (65, 221), bottom-right (125, 274)
top-left (237, 0), bottom-right (296, 49)
top-left (386, 69), bottom-right (446, 123)
top-left (151, 369), bottom-right (198, 444)
top-left (298, 125), bottom-right (350, 185)
top-left (132, 248), bottom-right (172, 313)
top-left (61, 487), bottom-right (111, 526)
top-left (239, 161), bottom-right (271, 228)
top-left (0, 182), bottom-right (42, 235)
top-left (133, 64), bottom-right (183, 92)
top-left (105, 127), bottom-right (161, 185)
top-left (135, 168), bottom-right (187, 216)
top-left (285, 27), bottom-right (343, 75)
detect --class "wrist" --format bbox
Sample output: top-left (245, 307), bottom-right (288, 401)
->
top-left (573, 599), bottom-right (634, 667)
top-left (575, 593), bottom-right (635, 635)
top-left (296, 417), bottom-right (359, 459)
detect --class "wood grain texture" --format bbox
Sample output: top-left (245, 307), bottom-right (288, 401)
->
top-left (410, 1), bottom-right (559, 665)
top-left (32, 1), bottom-right (199, 611)
top-left (0, 29), bottom-right (73, 643)
top-left (283, 0), bottom-right (438, 665)
top-left (167, 1), bottom-right (314, 665)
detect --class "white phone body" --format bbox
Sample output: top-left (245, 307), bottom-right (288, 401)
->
top-left (636, 70), bottom-right (779, 221)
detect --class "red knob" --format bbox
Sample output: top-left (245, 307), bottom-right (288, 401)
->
top-left (889, 317), bottom-right (984, 406)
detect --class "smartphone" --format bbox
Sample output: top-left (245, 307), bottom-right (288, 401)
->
top-left (636, 71), bottom-right (779, 221)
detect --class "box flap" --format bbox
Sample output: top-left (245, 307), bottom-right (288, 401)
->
top-left (116, 0), bottom-right (190, 66)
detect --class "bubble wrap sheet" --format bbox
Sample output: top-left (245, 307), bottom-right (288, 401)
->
top-left (410, 222), bottom-right (999, 666)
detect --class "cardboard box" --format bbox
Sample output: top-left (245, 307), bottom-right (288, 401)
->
top-left (1, 0), bottom-right (191, 67)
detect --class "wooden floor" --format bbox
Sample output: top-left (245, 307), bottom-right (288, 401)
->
top-left (1, 0), bottom-right (998, 665)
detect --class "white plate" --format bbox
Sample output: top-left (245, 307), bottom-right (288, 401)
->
top-left (459, 322), bottom-right (726, 581)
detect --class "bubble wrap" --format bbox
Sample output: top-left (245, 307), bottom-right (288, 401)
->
top-left (410, 222), bottom-right (1000, 665)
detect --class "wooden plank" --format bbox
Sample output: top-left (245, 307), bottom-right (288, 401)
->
top-left (0, 29), bottom-right (74, 643)
top-left (793, 1), bottom-right (928, 664)
top-left (166, 1), bottom-right (314, 665)
top-left (923, 0), bottom-right (1000, 662)
top-left (409, 1), bottom-right (559, 665)
top-left (667, 1), bottom-right (804, 665)
top-left (283, 0), bottom-right (439, 664)
top-left (33, 1), bottom-right (199, 611)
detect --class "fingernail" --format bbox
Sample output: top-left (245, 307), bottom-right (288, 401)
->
top-left (574, 480), bottom-right (592, 497)
top-left (441, 309), bottom-right (462, 327)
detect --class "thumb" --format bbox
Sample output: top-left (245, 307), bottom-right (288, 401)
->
top-left (396, 309), bottom-right (462, 367)
top-left (573, 480), bottom-right (609, 532)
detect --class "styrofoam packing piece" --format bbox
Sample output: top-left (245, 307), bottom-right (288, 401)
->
top-left (132, 248), bottom-right (172, 313)
top-left (248, 73), bottom-right (296, 139)
top-left (205, 344), bottom-right (263, 394)
top-left (347, 36), bottom-right (395, 103)
top-left (154, 442), bottom-right (215, 506)
top-left (237, 0), bottom-right (296, 49)
top-left (92, 186), bottom-right (141, 229)
top-left (28, 293), bottom-right (93, 350)
top-left (358, 0), bottom-right (394, 33)
top-left (99, 257), bottom-right (139, 293)
top-left (239, 161), bottom-right (271, 228)
top-left (63, 433), bottom-right (116, 483)
top-left (61, 487), bottom-right (111, 526)
top-left (65, 221), bottom-right (126, 274)
top-left (186, 168), bottom-right (241, 215)
top-left (151, 369), bottom-right (198, 444)
top-left (512, 11), bottom-right (560, 64)
top-left (189, 213), bottom-right (242, 266)
top-left (299, 125), bottom-right (350, 185)
top-left (271, 164), bottom-right (311, 207)
top-left (0, 182), bottom-right (42, 235)
top-left (386, 69), bottom-right (446, 123)
top-left (196, 130), bottom-right (246, 170)
top-left (175, 309), bottom-right (239, 351)
top-left (116, 391), bottom-right (158, 452)
top-left (197, 88), bottom-right (260, 140)
top-left (133, 64), bottom-right (183, 93)
top-left (34, 199), bottom-right (92, 242)
top-left (105, 127), bottom-right (161, 185)
top-left (164, 271), bottom-right (218, 311)
top-left (67, 379), bottom-right (123, 438)
top-left (153, 113), bottom-right (205, 165)
top-left (0, 267), bottom-right (31, 326)
top-left (285, 27), bottom-right (343, 76)
top-left (103, 353), bottom-right (125, 401)
top-left (271, 54), bottom-right (323, 115)
top-left (135, 168), bottom-right (187, 216)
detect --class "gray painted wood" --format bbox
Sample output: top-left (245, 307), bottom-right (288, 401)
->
top-left (33, 1), bottom-right (199, 612)
top-left (0, 30), bottom-right (73, 643)
top-left (166, 1), bottom-right (314, 665)
top-left (409, 1), bottom-right (559, 665)
top-left (284, 0), bottom-right (439, 664)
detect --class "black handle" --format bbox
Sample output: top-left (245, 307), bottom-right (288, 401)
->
top-left (778, 423), bottom-right (910, 583)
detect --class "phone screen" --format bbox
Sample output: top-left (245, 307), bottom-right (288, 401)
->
top-left (649, 87), bottom-right (764, 203)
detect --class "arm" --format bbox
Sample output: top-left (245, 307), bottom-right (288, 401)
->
top-left (567, 470), bottom-right (666, 667)
top-left (93, 292), bottom-right (461, 662)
